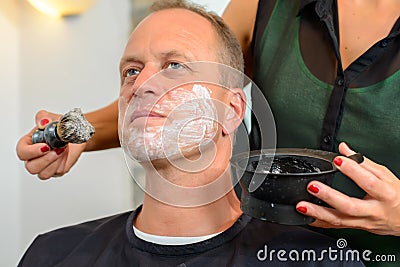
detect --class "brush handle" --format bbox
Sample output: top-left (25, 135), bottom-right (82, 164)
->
top-left (32, 121), bottom-right (68, 149)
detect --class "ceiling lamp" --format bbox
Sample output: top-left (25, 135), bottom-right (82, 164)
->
top-left (27, 0), bottom-right (96, 18)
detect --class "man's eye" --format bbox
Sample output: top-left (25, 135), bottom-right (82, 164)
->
top-left (126, 68), bottom-right (140, 77)
top-left (167, 62), bottom-right (183, 70)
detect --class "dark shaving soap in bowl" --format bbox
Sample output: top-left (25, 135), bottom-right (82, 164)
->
top-left (231, 148), bottom-right (338, 225)
top-left (248, 156), bottom-right (322, 174)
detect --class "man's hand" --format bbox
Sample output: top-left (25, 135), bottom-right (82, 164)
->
top-left (16, 110), bottom-right (86, 179)
top-left (296, 142), bottom-right (400, 236)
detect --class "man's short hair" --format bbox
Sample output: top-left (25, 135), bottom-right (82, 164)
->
top-left (150, 0), bottom-right (244, 75)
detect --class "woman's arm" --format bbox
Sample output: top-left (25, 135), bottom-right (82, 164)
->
top-left (84, 100), bottom-right (120, 151)
top-left (222, 0), bottom-right (258, 77)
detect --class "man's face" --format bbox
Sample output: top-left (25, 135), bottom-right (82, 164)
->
top-left (119, 9), bottom-right (227, 162)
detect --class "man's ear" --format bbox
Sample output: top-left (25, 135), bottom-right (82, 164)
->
top-left (222, 88), bottom-right (246, 135)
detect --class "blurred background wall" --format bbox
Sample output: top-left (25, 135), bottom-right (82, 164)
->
top-left (0, 0), bottom-right (229, 265)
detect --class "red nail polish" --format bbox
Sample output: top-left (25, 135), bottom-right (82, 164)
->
top-left (308, 184), bottom-right (319, 194)
top-left (55, 148), bottom-right (65, 155)
top-left (334, 157), bottom-right (343, 166)
top-left (40, 119), bottom-right (49, 126)
top-left (297, 206), bottom-right (307, 214)
top-left (40, 146), bottom-right (50, 153)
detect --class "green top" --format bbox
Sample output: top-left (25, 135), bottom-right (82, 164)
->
top-left (253, 1), bottom-right (400, 266)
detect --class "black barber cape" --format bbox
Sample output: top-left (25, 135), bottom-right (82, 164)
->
top-left (19, 206), bottom-right (364, 267)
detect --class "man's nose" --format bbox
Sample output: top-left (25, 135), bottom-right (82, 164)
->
top-left (133, 66), bottom-right (166, 98)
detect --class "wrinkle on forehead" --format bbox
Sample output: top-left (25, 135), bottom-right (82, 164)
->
top-left (123, 8), bottom-right (218, 62)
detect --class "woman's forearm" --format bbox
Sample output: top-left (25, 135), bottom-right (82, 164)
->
top-left (84, 100), bottom-right (120, 151)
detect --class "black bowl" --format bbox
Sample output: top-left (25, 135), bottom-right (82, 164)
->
top-left (231, 148), bottom-right (338, 225)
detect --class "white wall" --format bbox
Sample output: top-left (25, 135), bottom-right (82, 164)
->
top-left (0, 0), bottom-right (230, 265)
top-left (0, 0), bottom-right (136, 265)
top-left (0, 1), bottom-right (21, 266)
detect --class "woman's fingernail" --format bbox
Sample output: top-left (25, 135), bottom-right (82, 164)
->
top-left (334, 157), bottom-right (343, 166)
top-left (308, 184), bottom-right (319, 194)
top-left (40, 119), bottom-right (49, 126)
top-left (297, 206), bottom-right (307, 214)
top-left (55, 148), bottom-right (65, 155)
top-left (40, 145), bottom-right (50, 153)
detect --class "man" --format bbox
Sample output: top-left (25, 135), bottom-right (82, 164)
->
top-left (18, 1), bottom-right (363, 266)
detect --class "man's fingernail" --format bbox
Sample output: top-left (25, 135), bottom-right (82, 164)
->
top-left (55, 148), bottom-right (65, 155)
top-left (308, 184), bottom-right (319, 194)
top-left (40, 119), bottom-right (49, 126)
top-left (333, 157), bottom-right (343, 166)
top-left (297, 206), bottom-right (307, 214)
top-left (40, 145), bottom-right (50, 153)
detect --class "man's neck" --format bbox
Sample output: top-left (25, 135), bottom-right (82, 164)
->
top-left (135, 189), bottom-right (242, 237)
top-left (134, 137), bottom-right (242, 236)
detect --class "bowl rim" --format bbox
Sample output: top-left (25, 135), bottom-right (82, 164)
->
top-left (231, 148), bottom-right (339, 176)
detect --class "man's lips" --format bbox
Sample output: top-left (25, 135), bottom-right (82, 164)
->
top-left (130, 111), bottom-right (165, 123)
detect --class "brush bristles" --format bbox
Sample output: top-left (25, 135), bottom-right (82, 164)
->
top-left (56, 108), bottom-right (95, 144)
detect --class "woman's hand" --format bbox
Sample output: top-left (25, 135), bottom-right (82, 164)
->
top-left (296, 142), bottom-right (400, 236)
top-left (16, 110), bottom-right (86, 180)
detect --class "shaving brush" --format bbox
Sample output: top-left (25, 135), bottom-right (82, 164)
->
top-left (32, 108), bottom-right (95, 149)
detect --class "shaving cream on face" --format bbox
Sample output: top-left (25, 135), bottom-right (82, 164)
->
top-left (123, 84), bottom-right (218, 162)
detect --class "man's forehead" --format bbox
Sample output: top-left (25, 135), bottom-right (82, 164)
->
top-left (121, 9), bottom-right (218, 67)
top-left (130, 8), bottom-right (215, 41)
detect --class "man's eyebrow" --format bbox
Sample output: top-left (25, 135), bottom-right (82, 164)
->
top-left (119, 51), bottom-right (194, 70)
top-left (159, 50), bottom-right (195, 62)
top-left (119, 56), bottom-right (141, 70)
